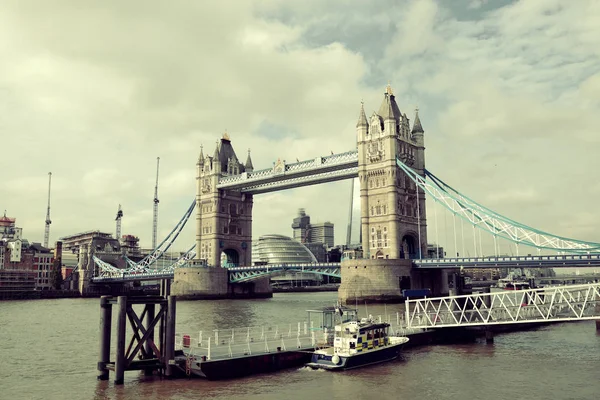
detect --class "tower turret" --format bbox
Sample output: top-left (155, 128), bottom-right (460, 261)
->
top-left (411, 108), bottom-right (424, 135)
top-left (212, 141), bottom-right (221, 173)
top-left (197, 145), bottom-right (205, 167)
top-left (245, 149), bottom-right (254, 173)
top-left (411, 108), bottom-right (425, 171)
top-left (356, 102), bottom-right (368, 142)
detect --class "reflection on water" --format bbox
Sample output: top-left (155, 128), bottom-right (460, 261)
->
top-left (1, 293), bottom-right (599, 400)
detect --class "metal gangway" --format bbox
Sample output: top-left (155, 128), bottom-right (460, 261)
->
top-left (405, 283), bottom-right (600, 329)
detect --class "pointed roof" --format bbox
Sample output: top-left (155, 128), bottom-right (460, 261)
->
top-left (245, 149), bottom-right (254, 172)
top-left (411, 108), bottom-right (424, 134)
top-left (213, 141), bottom-right (220, 160)
top-left (197, 145), bottom-right (204, 165)
top-left (377, 83), bottom-right (402, 121)
top-left (217, 132), bottom-right (245, 173)
top-left (356, 102), bottom-right (368, 128)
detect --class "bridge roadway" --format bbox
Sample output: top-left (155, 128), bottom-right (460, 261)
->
top-left (90, 254), bottom-right (600, 283)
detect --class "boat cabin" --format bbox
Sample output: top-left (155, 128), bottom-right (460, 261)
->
top-left (334, 319), bottom-right (390, 355)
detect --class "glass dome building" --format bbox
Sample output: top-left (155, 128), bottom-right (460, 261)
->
top-left (252, 234), bottom-right (317, 265)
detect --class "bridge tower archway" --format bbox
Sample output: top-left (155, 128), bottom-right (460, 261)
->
top-left (220, 248), bottom-right (240, 267)
top-left (400, 234), bottom-right (418, 259)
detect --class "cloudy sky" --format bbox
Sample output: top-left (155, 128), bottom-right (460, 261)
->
top-left (1, 0), bottom-right (599, 258)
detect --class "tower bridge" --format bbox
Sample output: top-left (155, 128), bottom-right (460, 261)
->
top-left (85, 84), bottom-right (600, 302)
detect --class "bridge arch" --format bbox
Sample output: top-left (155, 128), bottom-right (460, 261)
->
top-left (401, 233), bottom-right (418, 259)
top-left (221, 248), bottom-right (240, 267)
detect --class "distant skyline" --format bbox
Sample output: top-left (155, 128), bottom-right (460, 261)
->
top-left (1, 0), bottom-right (599, 257)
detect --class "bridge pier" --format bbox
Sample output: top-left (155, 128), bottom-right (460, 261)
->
top-left (338, 259), bottom-right (412, 304)
top-left (339, 260), bottom-right (453, 304)
top-left (171, 266), bottom-right (272, 299)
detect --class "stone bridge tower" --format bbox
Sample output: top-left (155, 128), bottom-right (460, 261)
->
top-left (195, 133), bottom-right (254, 267)
top-left (357, 84), bottom-right (427, 260)
top-left (173, 132), bottom-right (271, 299)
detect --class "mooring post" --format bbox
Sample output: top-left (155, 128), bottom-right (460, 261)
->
top-left (97, 295), bottom-right (113, 380)
top-left (114, 296), bottom-right (128, 385)
top-left (164, 295), bottom-right (177, 378)
top-left (144, 303), bottom-right (156, 376)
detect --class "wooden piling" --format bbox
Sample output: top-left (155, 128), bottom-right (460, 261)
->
top-left (144, 303), bottom-right (156, 376)
top-left (114, 296), bottom-right (128, 385)
top-left (164, 295), bottom-right (177, 378)
top-left (97, 295), bottom-right (112, 380)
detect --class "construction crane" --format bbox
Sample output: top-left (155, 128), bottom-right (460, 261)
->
top-left (152, 157), bottom-right (160, 249)
top-left (115, 204), bottom-right (123, 240)
top-left (43, 172), bottom-right (52, 248)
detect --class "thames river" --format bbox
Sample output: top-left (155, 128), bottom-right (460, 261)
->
top-left (1, 292), bottom-right (599, 400)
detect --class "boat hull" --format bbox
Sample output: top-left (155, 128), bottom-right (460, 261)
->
top-left (306, 340), bottom-right (407, 371)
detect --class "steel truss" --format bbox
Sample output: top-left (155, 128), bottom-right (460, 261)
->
top-left (405, 283), bottom-right (600, 329)
top-left (217, 150), bottom-right (358, 194)
top-left (130, 200), bottom-right (196, 270)
top-left (396, 158), bottom-right (600, 253)
top-left (92, 201), bottom-right (194, 279)
top-left (227, 263), bottom-right (342, 283)
top-left (93, 256), bottom-right (124, 278)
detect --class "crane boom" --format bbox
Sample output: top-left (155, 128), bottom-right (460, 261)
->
top-left (152, 157), bottom-right (160, 249)
top-left (43, 172), bottom-right (52, 248)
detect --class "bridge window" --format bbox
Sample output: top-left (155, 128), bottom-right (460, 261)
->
top-left (224, 227), bottom-right (228, 234)
top-left (383, 205), bottom-right (387, 214)
top-left (229, 204), bottom-right (237, 216)
top-left (376, 205), bottom-right (381, 214)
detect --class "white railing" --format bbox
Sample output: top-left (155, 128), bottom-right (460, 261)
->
top-left (175, 313), bottom-right (424, 361)
top-left (405, 283), bottom-right (600, 329)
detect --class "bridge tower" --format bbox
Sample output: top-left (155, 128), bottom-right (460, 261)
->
top-left (173, 133), bottom-right (270, 299)
top-left (195, 133), bottom-right (253, 267)
top-left (339, 84), bottom-right (437, 304)
top-left (357, 84), bottom-right (427, 260)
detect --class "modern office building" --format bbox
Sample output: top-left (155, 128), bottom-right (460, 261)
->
top-left (291, 209), bottom-right (334, 260)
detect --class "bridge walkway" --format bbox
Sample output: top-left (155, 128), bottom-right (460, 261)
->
top-left (405, 283), bottom-right (600, 329)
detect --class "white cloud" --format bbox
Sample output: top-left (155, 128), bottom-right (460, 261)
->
top-left (1, 0), bottom-right (599, 260)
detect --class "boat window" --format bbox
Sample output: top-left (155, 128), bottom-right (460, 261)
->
top-left (350, 342), bottom-right (355, 349)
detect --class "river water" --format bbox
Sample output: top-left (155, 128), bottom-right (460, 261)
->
top-left (1, 292), bottom-right (599, 400)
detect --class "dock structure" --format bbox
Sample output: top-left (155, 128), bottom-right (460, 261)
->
top-left (97, 283), bottom-right (177, 384)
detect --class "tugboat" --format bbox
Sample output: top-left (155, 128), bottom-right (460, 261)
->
top-left (306, 314), bottom-right (409, 371)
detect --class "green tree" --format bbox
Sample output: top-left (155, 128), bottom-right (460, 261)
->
top-left (50, 258), bottom-right (63, 290)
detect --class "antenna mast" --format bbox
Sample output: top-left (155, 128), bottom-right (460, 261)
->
top-left (43, 172), bottom-right (52, 248)
top-left (115, 204), bottom-right (123, 240)
top-left (152, 157), bottom-right (160, 249)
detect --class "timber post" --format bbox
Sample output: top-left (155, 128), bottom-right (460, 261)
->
top-left (97, 295), bottom-right (112, 380)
